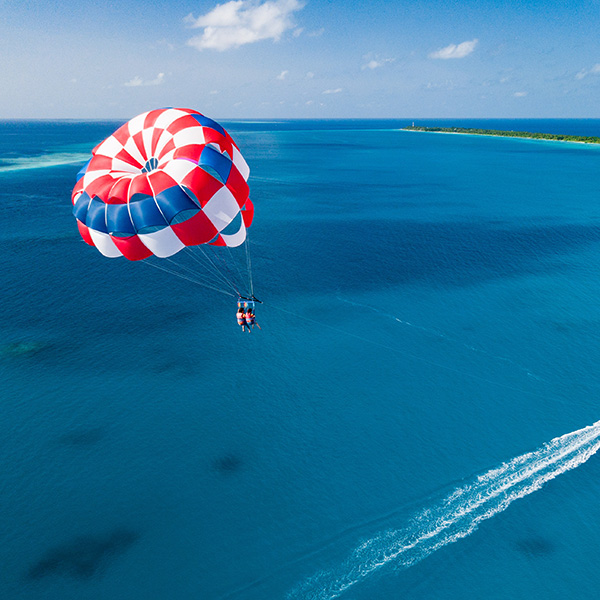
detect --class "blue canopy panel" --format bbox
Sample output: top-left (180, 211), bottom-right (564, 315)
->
top-left (128, 195), bottom-right (168, 233)
top-left (76, 159), bottom-right (92, 183)
top-left (190, 113), bottom-right (226, 137)
top-left (73, 191), bottom-right (92, 222)
top-left (106, 203), bottom-right (136, 236)
top-left (154, 185), bottom-right (200, 223)
top-left (199, 145), bottom-right (232, 184)
top-left (85, 198), bottom-right (109, 233)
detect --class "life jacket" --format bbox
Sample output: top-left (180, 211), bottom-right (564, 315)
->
top-left (245, 312), bottom-right (255, 323)
top-left (236, 312), bottom-right (245, 325)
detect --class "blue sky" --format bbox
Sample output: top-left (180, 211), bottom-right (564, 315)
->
top-left (1, 0), bottom-right (599, 118)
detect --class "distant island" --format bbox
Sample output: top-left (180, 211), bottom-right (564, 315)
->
top-left (402, 126), bottom-right (600, 145)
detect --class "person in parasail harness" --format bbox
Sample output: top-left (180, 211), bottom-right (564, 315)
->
top-left (245, 306), bottom-right (261, 331)
top-left (236, 305), bottom-right (248, 332)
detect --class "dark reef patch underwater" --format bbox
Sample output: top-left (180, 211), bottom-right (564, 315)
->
top-left (55, 427), bottom-right (106, 447)
top-left (26, 529), bottom-right (139, 580)
top-left (513, 536), bottom-right (556, 557)
top-left (212, 453), bottom-right (243, 473)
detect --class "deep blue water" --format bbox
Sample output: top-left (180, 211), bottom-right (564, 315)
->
top-left (1, 119), bottom-right (600, 599)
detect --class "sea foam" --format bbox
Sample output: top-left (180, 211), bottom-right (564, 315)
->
top-left (0, 152), bottom-right (88, 173)
top-left (289, 420), bottom-right (600, 599)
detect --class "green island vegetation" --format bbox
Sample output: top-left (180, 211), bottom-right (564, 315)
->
top-left (402, 125), bottom-right (600, 145)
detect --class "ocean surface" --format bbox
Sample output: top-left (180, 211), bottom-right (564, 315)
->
top-left (1, 118), bottom-right (600, 599)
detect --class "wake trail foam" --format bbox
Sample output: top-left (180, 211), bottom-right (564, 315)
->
top-left (289, 420), bottom-right (600, 600)
top-left (0, 152), bottom-right (89, 173)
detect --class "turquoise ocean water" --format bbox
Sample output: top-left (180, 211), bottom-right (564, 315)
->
top-left (1, 118), bottom-right (600, 599)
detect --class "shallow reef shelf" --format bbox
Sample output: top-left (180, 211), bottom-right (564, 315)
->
top-left (402, 126), bottom-right (600, 145)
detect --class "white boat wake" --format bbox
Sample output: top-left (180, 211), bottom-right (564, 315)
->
top-left (289, 419), bottom-right (600, 599)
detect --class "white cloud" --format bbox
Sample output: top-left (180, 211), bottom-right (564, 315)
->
top-left (124, 73), bottom-right (165, 87)
top-left (306, 100), bottom-right (314, 105)
top-left (363, 60), bottom-right (381, 70)
top-left (425, 79), bottom-right (455, 90)
top-left (576, 63), bottom-right (600, 80)
top-left (322, 88), bottom-right (342, 94)
top-left (125, 76), bottom-right (144, 87)
top-left (306, 71), bottom-right (314, 79)
top-left (361, 57), bottom-right (394, 70)
top-left (513, 91), bottom-right (527, 97)
top-left (277, 70), bottom-right (289, 80)
top-left (307, 27), bottom-right (324, 37)
top-left (429, 39), bottom-right (478, 60)
top-left (153, 39), bottom-right (176, 51)
top-left (185, 0), bottom-right (304, 51)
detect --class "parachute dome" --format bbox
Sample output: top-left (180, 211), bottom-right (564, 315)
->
top-left (71, 108), bottom-right (254, 261)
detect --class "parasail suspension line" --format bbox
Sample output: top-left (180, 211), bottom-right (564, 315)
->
top-left (162, 255), bottom-right (239, 293)
top-left (183, 247), bottom-right (240, 295)
top-left (263, 301), bottom-right (554, 399)
top-left (244, 237), bottom-right (255, 298)
top-left (221, 244), bottom-right (247, 293)
top-left (196, 246), bottom-right (241, 295)
top-left (142, 260), bottom-right (236, 297)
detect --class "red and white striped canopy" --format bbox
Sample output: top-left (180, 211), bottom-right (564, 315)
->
top-left (72, 108), bottom-right (253, 261)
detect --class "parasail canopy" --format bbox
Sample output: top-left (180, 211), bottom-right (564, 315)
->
top-left (71, 108), bottom-right (253, 261)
